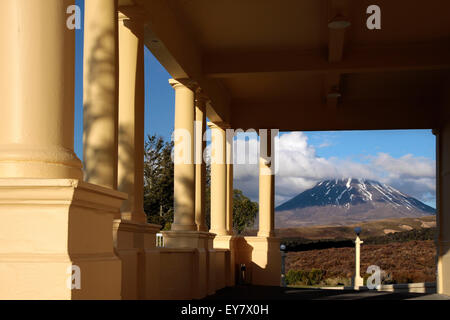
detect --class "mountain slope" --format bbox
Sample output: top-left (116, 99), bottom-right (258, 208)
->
top-left (275, 178), bottom-right (435, 228)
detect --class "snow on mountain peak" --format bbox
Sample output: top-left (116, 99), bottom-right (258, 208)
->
top-left (276, 178), bottom-right (435, 214)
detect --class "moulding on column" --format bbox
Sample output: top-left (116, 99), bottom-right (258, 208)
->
top-left (118, 6), bottom-right (147, 23)
top-left (161, 230), bottom-right (214, 249)
top-left (169, 78), bottom-right (198, 90)
top-left (207, 121), bottom-right (232, 130)
top-left (112, 219), bottom-right (161, 252)
top-left (0, 179), bottom-right (127, 299)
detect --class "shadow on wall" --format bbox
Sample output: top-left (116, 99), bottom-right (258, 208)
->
top-left (235, 236), bottom-right (281, 287)
top-left (83, 27), bottom-right (119, 187)
top-left (117, 17), bottom-right (146, 213)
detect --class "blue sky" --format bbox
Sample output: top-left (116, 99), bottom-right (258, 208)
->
top-left (74, 0), bottom-right (436, 208)
top-left (304, 130), bottom-right (435, 161)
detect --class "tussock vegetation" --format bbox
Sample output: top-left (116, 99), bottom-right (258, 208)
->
top-left (285, 240), bottom-right (436, 285)
top-left (285, 269), bottom-right (325, 286)
top-left (282, 227), bottom-right (437, 251)
top-left (273, 215), bottom-right (436, 240)
top-left (364, 227), bottom-right (436, 244)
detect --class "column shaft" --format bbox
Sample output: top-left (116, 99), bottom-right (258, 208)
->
top-left (0, 0), bottom-right (82, 179)
top-left (209, 123), bottom-right (227, 236)
top-left (437, 123), bottom-right (450, 294)
top-left (226, 138), bottom-right (234, 235)
top-left (258, 130), bottom-right (275, 237)
top-left (83, 0), bottom-right (119, 189)
top-left (117, 14), bottom-right (146, 223)
top-left (195, 93), bottom-right (208, 231)
top-left (170, 79), bottom-right (196, 231)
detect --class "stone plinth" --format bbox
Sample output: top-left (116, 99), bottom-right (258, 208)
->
top-left (113, 219), bottom-right (160, 299)
top-left (0, 179), bottom-right (126, 299)
top-left (235, 236), bottom-right (281, 286)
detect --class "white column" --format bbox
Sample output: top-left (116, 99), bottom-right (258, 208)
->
top-left (0, 0), bottom-right (82, 179)
top-left (195, 91), bottom-right (208, 231)
top-left (83, 0), bottom-right (118, 189)
top-left (208, 122), bottom-right (228, 236)
top-left (258, 129), bottom-right (275, 237)
top-left (170, 79), bottom-right (197, 231)
top-left (437, 124), bottom-right (450, 295)
top-left (226, 128), bottom-right (234, 235)
top-left (117, 13), bottom-right (146, 223)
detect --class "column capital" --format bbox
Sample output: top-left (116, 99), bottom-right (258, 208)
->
top-left (195, 88), bottom-right (210, 105)
top-left (169, 78), bottom-right (198, 91)
top-left (118, 6), bottom-right (147, 23)
top-left (207, 121), bottom-right (231, 130)
top-left (118, 11), bottom-right (128, 21)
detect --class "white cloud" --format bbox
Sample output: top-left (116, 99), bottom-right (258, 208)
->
top-left (232, 132), bottom-right (436, 208)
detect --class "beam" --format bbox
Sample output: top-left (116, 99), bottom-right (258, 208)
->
top-left (122, 2), bottom-right (231, 123)
top-left (230, 99), bottom-right (440, 131)
top-left (203, 43), bottom-right (450, 78)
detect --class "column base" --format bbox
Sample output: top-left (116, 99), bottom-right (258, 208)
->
top-left (352, 276), bottom-right (365, 289)
top-left (161, 230), bottom-right (211, 248)
top-left (213, 235), bottom-right (237, 288)
top-left (161, 230), bottom-right (215, 299)
top-left (170, 223), bottom-right (198, 232)
top-left (437, 240), bottom-right (450, 295)
top-left (257, 230), bottom-right (275, 237)
top-left (0, 145), bottom-right (83, 180)
top-left (235, 236), bottom-right (281, 286)
top-left (0, 179), bottom-right (126, 299)
top-left (119, 210), bottom-right (148, 224)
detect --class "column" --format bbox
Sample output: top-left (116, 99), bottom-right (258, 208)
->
top-left (0, 0), bottom-right (123, 299)
top-left (208, 122), bottom-right (228, 236)
top-left (83, 0), bottom-right (119, 189)
top-left (258, 129), bottom-right (275, 237)
top-left (117, 13), bottom-right (146, 223)
top-left (195, 90), bottom-right (208, 231)
top-left (0, 0), bottom-right (82, 179)
top-left (170, 79), bottom-right (197, 231)
top-left (437, 123), bottom-right (450, 295)
top-left (226, 130), bottom-right (234, 235)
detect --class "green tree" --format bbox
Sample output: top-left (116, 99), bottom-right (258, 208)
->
top-left (143, 135), bottom-right (174, 230)
top-left (143, 134), bottom-right (258, 234)
top-left (204, 163), bottom-right (257, 234)
top-left (232, 189), bottom-right (258, 234)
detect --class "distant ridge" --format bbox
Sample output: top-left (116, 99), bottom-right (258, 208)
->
top-left (276, 178), bottom-right (435, 228)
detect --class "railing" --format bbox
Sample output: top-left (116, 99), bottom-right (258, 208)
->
top-left (156, 233), bottom-right (164, 247)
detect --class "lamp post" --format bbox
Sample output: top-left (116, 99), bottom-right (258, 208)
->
top-left (353, 227), bottom-right (364, 289)
top-left (280, 244), bottom-right (286, 287)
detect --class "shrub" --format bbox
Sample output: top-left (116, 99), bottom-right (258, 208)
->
top-left (286, 269), bottom-right (325, 286)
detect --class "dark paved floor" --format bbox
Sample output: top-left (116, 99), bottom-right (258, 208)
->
top-left (205, 285), bottom-right (450, 300)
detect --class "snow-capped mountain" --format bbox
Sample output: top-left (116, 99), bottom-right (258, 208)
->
top-left (275, 178), bottom-right (435, 228)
